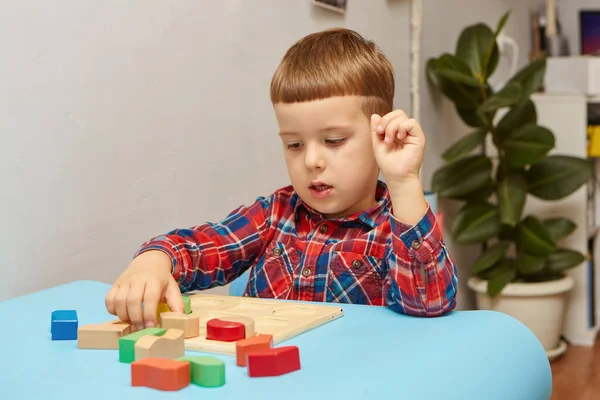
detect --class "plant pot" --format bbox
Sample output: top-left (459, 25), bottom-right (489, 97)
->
top-left (467, 275), bottom-right (574, 360)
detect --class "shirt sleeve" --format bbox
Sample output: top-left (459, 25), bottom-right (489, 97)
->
top-left (133, 195), bottom-right (274, 292)
top-left (384, 204), bottom-right (458, 317)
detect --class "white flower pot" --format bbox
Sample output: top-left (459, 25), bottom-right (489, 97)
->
top-left (467, 275), bottom-right (574, 360)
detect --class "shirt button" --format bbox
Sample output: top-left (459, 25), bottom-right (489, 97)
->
top-left (273, 248), bottom-right (282, 256)
top-left (352, 260), bottom-right (362, 269)
top-left (302, 268), bottom-right (311, 277)
top-left (319, 225), bottom-right (328, 234)
top-left (411, 240), bottom-right (421, 250)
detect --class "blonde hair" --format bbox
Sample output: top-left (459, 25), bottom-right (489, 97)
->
top-left (270, 28), bottom-right (394, 117)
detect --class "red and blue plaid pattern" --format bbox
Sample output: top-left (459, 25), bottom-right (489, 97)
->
top-left (135, 181), bottom-right (458, 317)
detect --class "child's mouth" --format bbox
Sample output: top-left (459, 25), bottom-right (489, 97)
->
top-left (309, 184), bottom-right (333, 199)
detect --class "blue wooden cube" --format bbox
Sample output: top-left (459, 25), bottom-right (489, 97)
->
top-left (51, 310), bottom-right (78, 340)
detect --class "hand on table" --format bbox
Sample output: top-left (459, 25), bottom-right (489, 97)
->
top-left (104, 250), bottom-right (185, 330)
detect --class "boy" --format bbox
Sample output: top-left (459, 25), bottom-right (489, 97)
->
top-left (105, 28), bottom-right (458, 330)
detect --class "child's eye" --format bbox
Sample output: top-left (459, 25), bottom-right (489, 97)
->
top-left (287, 143), bottom-right (302, 150)
top-left (326, 138), bottom-right (346, 145)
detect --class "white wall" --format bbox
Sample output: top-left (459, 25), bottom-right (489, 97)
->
top-left (419, 0), bottom-right (534, 309)
top-left (0, 0), bottom-right (411, 301)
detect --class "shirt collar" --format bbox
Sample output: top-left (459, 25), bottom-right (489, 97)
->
top-left (293, 180), bottom-right (390, 228)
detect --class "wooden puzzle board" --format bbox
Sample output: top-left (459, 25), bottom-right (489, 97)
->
top-left (181, 294), bottom-right (344, 355)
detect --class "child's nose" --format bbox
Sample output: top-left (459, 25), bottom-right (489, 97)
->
top-left (304, 145), bottom-right (325, 170)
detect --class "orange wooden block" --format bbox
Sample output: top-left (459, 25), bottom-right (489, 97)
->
top-left (235, 334), bottom-right (273, 366)
top-left (160, 312), bottom-right (199, 338)
top-left (134, 328), bottom-right (185, 361)
top-left (131, 357), bottom-right (190, 391)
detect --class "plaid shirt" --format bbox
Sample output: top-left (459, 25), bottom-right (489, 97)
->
top-left (136, 181), bottom-right (458, 317)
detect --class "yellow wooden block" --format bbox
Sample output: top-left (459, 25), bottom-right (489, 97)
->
top-left (156, 302), bottom-right (171, 327)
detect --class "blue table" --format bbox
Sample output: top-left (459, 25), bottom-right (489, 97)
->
top-left (0, 280), bottom-right (552, 399)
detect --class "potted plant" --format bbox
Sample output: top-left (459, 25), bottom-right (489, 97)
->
top-left (426, 12), bottom-right (593, 358)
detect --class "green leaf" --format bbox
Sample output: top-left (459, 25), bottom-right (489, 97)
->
top-left (514, 254), bottom-right (545, 275)
top-left (494, 12), bottom-right (511, 41)
top-left (517, 216), bottom-right (557, 256)
top-left (456, 105), bottom-right (489, 128)
top-left (455, 23), bottom-right (496, 80)
top-left (542, 217), bottom-right (577, 241)
top-left (452, 202), bottom-right (501, 244)
top-left (460, 180), bottom-right (496, 203)
top-left (505, 57), bottom-right (547, 98)
top-left (478, 82), bottom-right (523, 114)
top-left (503, 124), bottom-right (555, 168)
top-left (498, 174), bottom-right (527, 227)
top-left (431, 155), bottom-right (492, 199)
top-left (428, 54), bottom-right (483, 108)
top-left (482, 11), bottom-right (510, 79)
top-left (521, 271), bottom-right (565, 283)
top-left (426, 58), bottom-right (442, 87)
top-left (526, 155), bottom-right (593, 200)
top-left (436, 69), bottom-right (488, 88)
top-left (498, 223), bottom-right (517, 241)
top-left (496, 99), bottom-right (537, 142)
top-left (487, 260), bottom-right (517, 297)
top-left (471, 241), bottom-right (510, 274)
top-left (442, 130), bottom-right (487, 162)
top-left (546, 249), bottom-right (585, 271)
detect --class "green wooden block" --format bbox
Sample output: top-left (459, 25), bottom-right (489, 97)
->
top-left (118, 327), bottom-right (166, 363)
top-left (178, 356), bottom-right (225, 387)
top-left (183, 295), bottom-right (191, 314)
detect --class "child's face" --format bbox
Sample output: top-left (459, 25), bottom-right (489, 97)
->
top-left (274, 96), bottom-right (380, 218)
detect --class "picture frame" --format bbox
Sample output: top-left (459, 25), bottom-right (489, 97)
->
top-left (580, 10), bottom-right (600, 56)
top-left (312, 0), bottom-right (347, 15)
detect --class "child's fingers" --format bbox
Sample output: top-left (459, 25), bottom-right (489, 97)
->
top-left (142, 278), bottom-right (162, 328)
top-left (105, 286), bottom-right (118, 315)
top-left (384, 118), bottom-right (406, 144)
top-left (114, 283), bottom-right (131, 324)
top-left (127, 280), bottom-right (146, 330)
top-left (398, 119), bottom-right (426, 148)
top-left (371, 114), bottom-right (386, 147)
top-left (164, 279), bottom-right (185, 314)
top-left (375, 109), bottom-right (408, 134)
top-left (371, 113), bottom-right (382, 134)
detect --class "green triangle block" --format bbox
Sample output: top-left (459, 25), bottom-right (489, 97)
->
top-left (178, 356), bottom-right (225, 387)
top-left (118, 327), bottom-right (166, 363)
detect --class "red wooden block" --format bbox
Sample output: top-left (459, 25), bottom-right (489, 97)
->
top-left (206, 318), bottom-right (245, 342)
top-left (247, 346), bottom-right (300, 377)
top-left (235, 333), bottom-right (273, 366)
top-left (131, 357), bottom-right (190, 391)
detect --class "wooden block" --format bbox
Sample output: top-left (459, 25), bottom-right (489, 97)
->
top-left (155, 302), bottom-right (171, 326)
top-left (206, 318), bottom-right (245, 342)
top-left (247, 346), bottom-right (300, 377)
top-left (178, 356), bottom-right (225, 387)
top-left (183, 295), bottom-right (191, 314)
top-left (51, 310), bottom-right (78, 340)
top-left (131, 357), bottom-right (190, 391)
top-left (182, 293), bottom-right (343, 356)
top-left (155, 297), bottom-right (192, 326)
top-left (134, 329), bottom-right (185, 361)
top-left (119, 327), bottom-right (166, 363)
top-left (217, 315), bottom-right (255, 339)
top-left (160, 312), bottom-right (199, 338)
top-left (235, 334), bottom-right (273, 367)
top-left (78, 319), bottom-right (137, 349)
